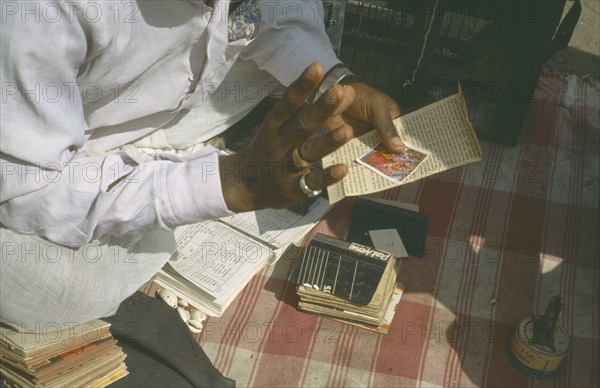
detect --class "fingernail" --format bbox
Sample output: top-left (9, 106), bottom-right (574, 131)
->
top-left (391, 137), bottom-right (404, 150)
top-left (306, 62), bottom-right (323, 81)
top-left (333, 127), bottom-right (346, 142)
top-left (335, 164), bottom-right (348, 178)
top-left (329, 165), bottom-right (343, 177)
top-left (326, 166), bottom-right (336, 178)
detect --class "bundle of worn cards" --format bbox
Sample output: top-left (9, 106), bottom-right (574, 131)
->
top-left (290, 234), bottom-right (403, 334)
top-left (0, 320), bottom-right (128, 387)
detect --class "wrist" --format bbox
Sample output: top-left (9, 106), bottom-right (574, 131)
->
top-left (218, 153), bottom-right (256, 213)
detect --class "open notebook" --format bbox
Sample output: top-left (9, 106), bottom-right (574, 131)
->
top-left (153, 198), bottom-right (331, 316)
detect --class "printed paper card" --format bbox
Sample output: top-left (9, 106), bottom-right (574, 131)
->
top-left (357, 142), bottom-right (430, 184)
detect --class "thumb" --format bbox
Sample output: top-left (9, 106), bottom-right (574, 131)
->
top-left (369, 97), bottom-right (405, 152)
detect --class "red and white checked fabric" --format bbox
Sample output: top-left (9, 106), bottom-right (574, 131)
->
top-left (145, 72), bottom-right (599, 387)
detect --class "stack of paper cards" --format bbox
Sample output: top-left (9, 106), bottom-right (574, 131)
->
top-left (290, 234), bottom-right (403, 334)
top-left (0, 321), bottom-right (128, 387)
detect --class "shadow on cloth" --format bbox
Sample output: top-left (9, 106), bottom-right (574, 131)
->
top-left (104, 291), bottom-right (235, 388)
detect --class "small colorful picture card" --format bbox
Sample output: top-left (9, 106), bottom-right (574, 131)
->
top-left (357, 142), bottom-right (430, 184)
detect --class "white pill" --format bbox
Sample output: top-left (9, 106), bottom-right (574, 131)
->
top-left (189, 309), bottom-right (206, 322)
top-left (187, 323), bottom-right (202, 334)
top-left (156, 289), bottom-right (178, 308)
top-left (188, 318), bottom-right (204, 330)
top-left (176, 307), bottom-right (190, 322)
top-left (177, 298), bottom-right (189, 308)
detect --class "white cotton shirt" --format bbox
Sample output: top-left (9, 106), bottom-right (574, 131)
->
top-left (0, 0), bottom-right (340, 246)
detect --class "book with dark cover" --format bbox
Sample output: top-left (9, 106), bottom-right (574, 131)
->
top-left (347, 197), bottom-right (429, 258)
top-left (290, 233), bottom-right (392, 305)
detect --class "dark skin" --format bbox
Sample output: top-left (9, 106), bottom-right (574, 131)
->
top-left (219, 62), bottom-right (403, 213)
top-left (327, 75), bottom-right (404, 151)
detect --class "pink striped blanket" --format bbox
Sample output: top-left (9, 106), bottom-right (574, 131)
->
top-left (145, 71), bottom-right (599, 387)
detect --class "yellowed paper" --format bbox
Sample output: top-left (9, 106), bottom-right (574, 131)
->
top-left (323, 87), bottom-right (482, 204)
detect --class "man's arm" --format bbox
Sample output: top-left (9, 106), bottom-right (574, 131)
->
top-left (0, 2), bottom-right (233, 247)
top-left (0, 2), bottom-right (355, 248)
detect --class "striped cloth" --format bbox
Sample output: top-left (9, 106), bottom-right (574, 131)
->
top-left (144, 71), bottom-right (599, 387)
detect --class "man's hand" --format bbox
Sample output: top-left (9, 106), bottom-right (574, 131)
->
top-left (219, 62), bottom-right (356, 213)
top-left (326, 77), bottom-right (405, 152)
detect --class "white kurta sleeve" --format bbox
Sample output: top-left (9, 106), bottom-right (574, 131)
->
top-left (0, 2), bottom-right (232, 247)
top-left (240, 0), bottom-right (342, 85)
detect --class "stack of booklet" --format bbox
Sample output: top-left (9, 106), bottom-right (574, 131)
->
top-left (0, 320), bottom-right (127, 387)
top-left (153, 198), bottom-right (331, 317)
top-left (290, 234), bottom-right (403, 334)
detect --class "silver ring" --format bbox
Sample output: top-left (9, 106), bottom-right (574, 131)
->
top-left (299, 174), bottom-right (322, 198)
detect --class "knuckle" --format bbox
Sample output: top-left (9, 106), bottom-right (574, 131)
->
top-left (295, 111), bottom-right (314, 135)
top-left (314, 100), bottom-right (337, 122)
top-left (369, 95), bottom-right (387, 113)
top-left (307, 174), bottom-right (323, 190)
top-left (321, 86), bottom-right (341, 106)
top-left (284, 82), bottom-right (305, 105)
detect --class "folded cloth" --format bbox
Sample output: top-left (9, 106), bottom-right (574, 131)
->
top-left (104, 291), bottom-right (235, 388)
top-left (0, 227), bottom-right (175, 333)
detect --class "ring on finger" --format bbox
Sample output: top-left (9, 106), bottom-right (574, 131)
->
top-left (292, 146), bottom-right (313, 175)
top-left (299, 174), bottom-right (322, 198)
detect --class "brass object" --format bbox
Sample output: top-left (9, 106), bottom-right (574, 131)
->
top-left (530, 295), bottom-right (563, 352)
top-left (508, 295), bottom-right (569, 378)
top-left (292, 146), bottom-right (313, 175)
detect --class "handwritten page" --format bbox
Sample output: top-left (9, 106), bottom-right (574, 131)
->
top-left (323, 87), bottom-right (482, 203)
top-left (156, 198), bottom-right (331, 315)
top-left (219, 197), bottom-right (330, 248)
top-left (168, 221), bottom-right (272, 298)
